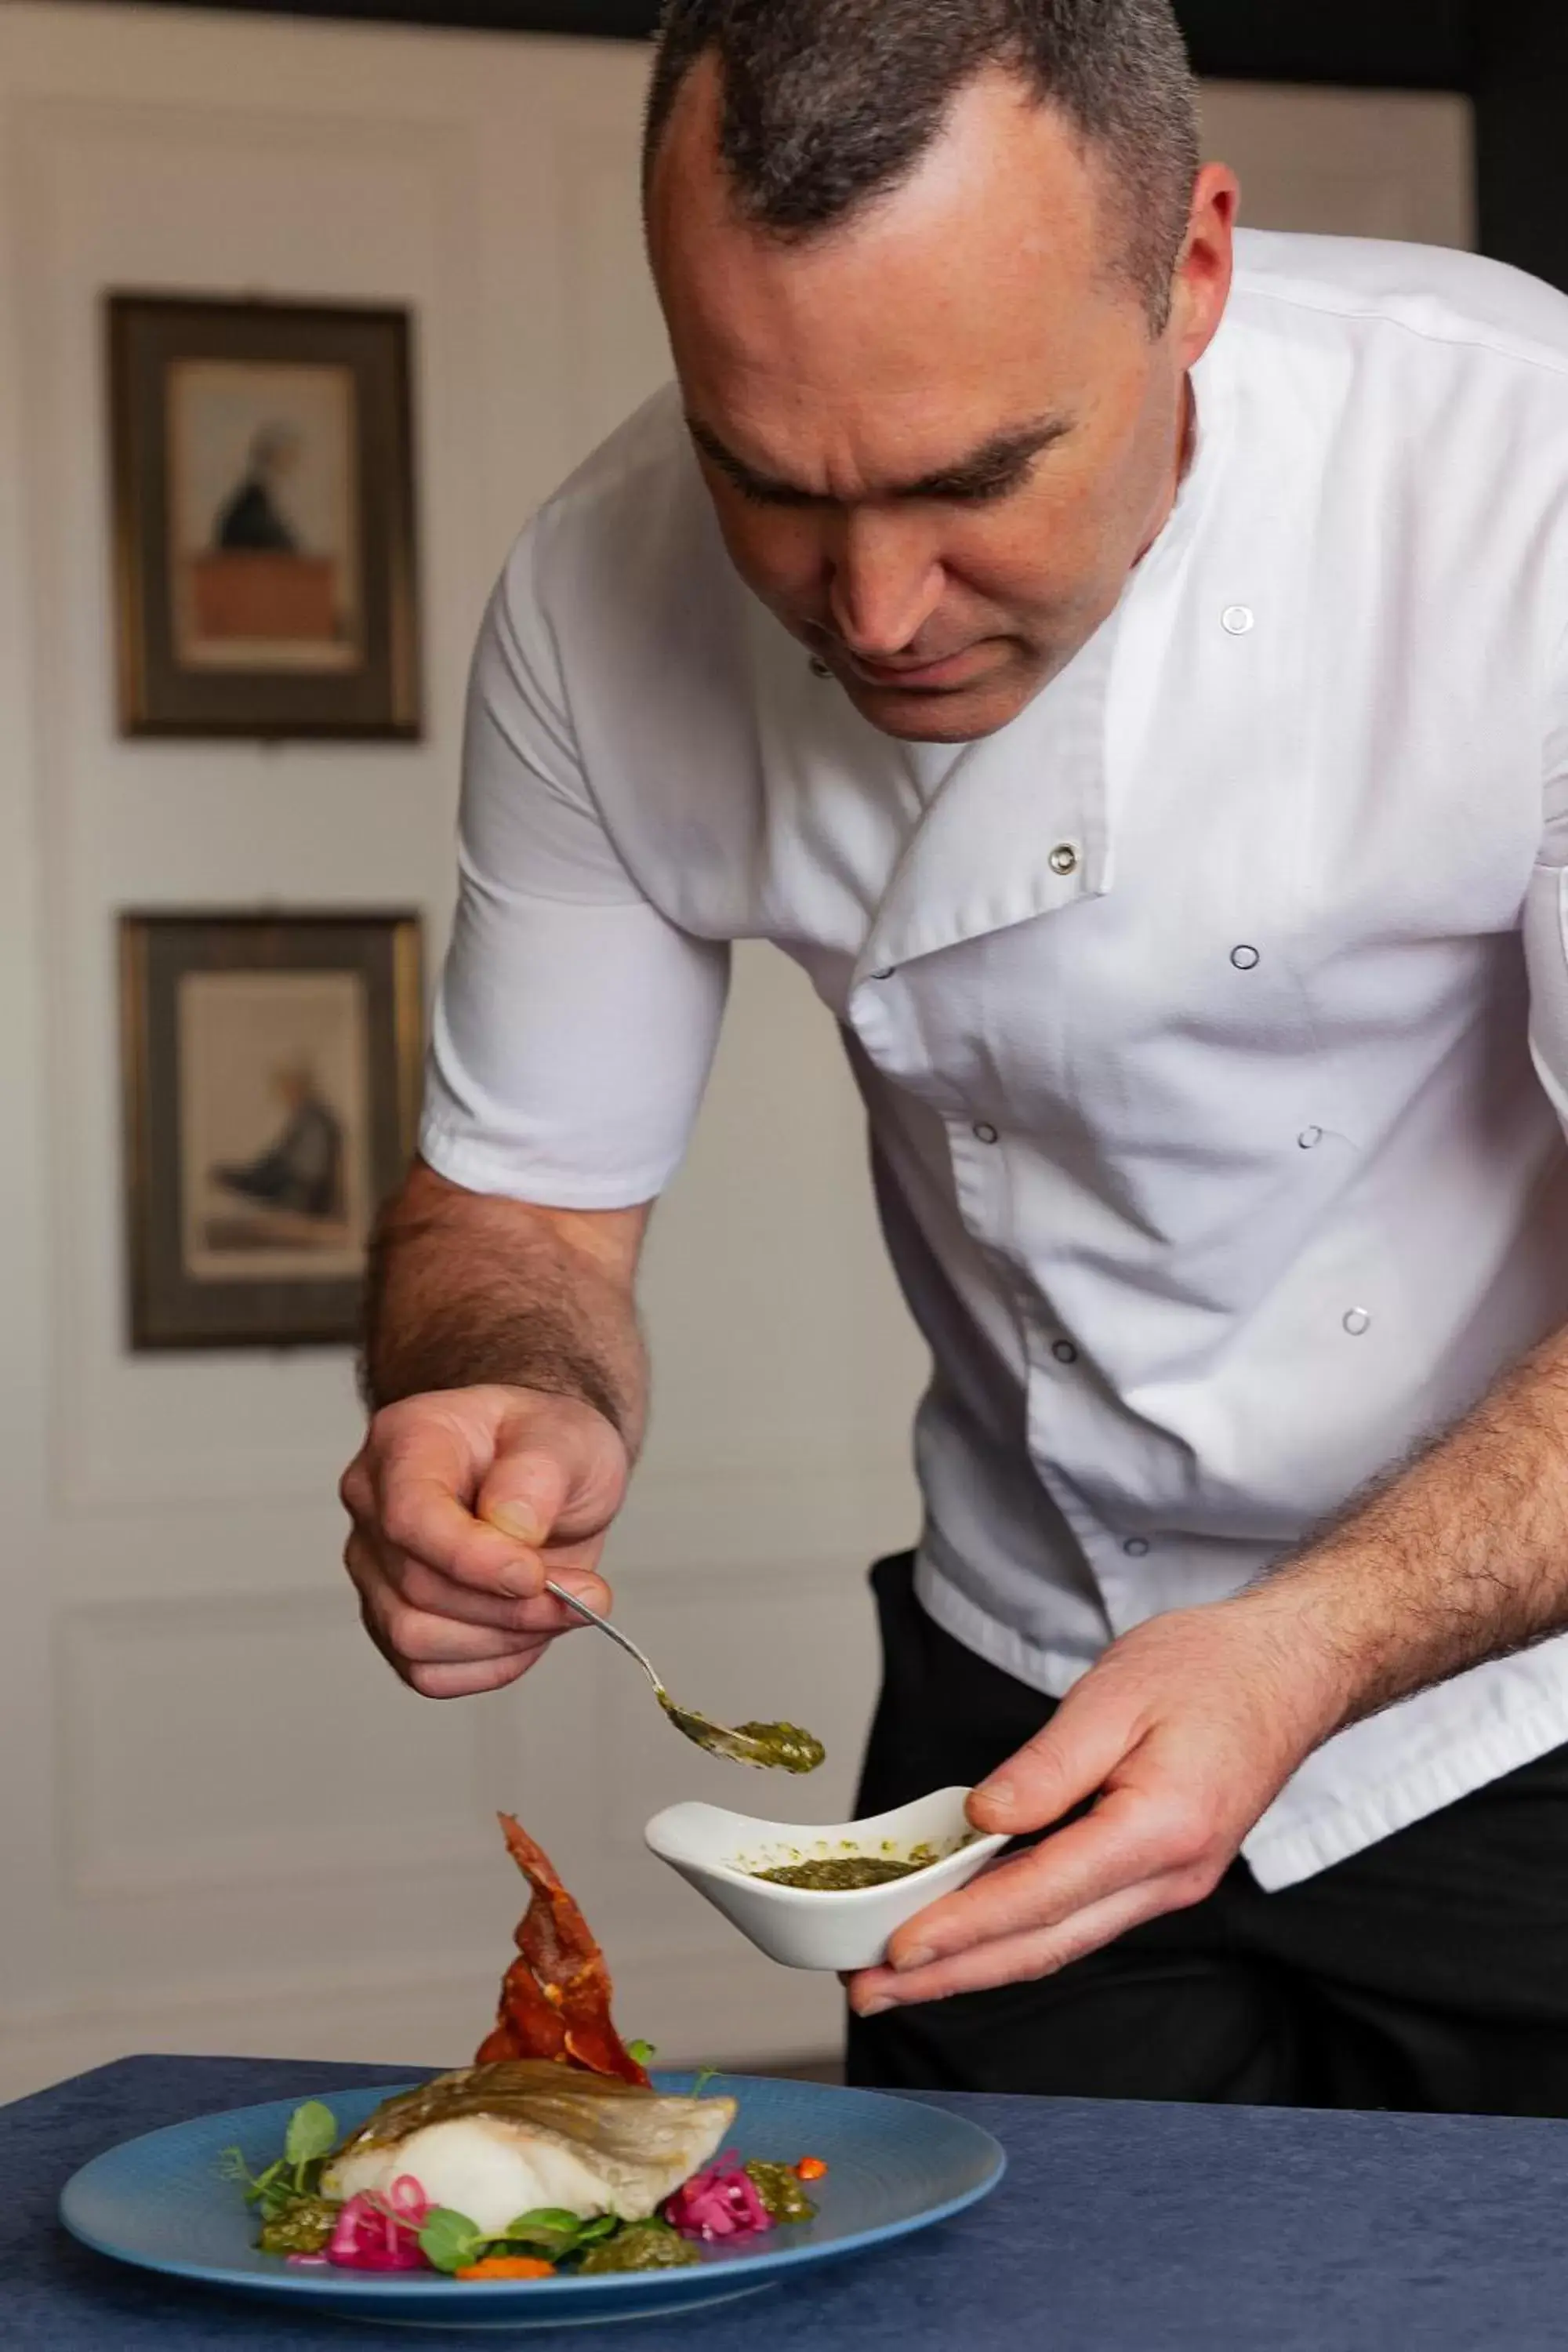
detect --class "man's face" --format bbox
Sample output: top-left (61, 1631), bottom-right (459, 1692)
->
top-left (648, 63), bottom-right (1236, 742)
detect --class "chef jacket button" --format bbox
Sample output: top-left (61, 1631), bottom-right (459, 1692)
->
top-left (869, 965), bottom-right (895, 981)
top-left (1051, 1338), bottom-right (1078, 1365)
top-left (1221, 604), bottom-right (1255, 635)
top-left (1048, 842), bottom-right (1079, 877)
top-left (1123, 1536), bottom-right (1150, 1558)
top-left (1230, 944), bottom-right (1261, 971)
top-left (973, 1121), bottom-right (999, 1145)
top-left (1298, 1125), bottom-right (1323, 1149)
top-left (1342, 1307), bottom-right (1372, 1337)
top-left (808, 655), bottom-right (833, 677)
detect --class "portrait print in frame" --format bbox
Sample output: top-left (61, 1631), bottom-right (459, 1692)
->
top-left (109, 295), bottom-right (421, 737)
top-left (122, 911), bottom-right (423, 1349)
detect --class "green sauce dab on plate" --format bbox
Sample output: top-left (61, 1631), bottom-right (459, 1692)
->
top-left (576, 2220), bottom-right (699, 2273)
top-left (742, 2161), bottom-right (818, 2223)
top-left (256, 2194), bottom-right (337, 2256)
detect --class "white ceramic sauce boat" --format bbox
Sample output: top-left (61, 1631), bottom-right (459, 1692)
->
top-left (644, 1786), bottom-right (1008, 1973)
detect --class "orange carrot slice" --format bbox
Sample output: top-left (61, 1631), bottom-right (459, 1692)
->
top-left (456, 2256), bottom-right (556, 2281)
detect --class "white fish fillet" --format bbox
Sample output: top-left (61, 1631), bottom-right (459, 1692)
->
top-left (321, 2061), bottom-right (736, 2237)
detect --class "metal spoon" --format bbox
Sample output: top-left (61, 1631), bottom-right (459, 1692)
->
top-left (544, 1578), bottom-right (825, 1773)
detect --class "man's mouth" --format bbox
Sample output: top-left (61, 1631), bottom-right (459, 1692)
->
top-left (837, 643), bottom-right (993, 692)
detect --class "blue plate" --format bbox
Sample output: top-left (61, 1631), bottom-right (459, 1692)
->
top-left (59, 2071), bottom-right (1005, 2330)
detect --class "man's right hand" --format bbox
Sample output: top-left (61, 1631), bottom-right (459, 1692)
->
top-left (339, 1384), bottom-right (629, 1698)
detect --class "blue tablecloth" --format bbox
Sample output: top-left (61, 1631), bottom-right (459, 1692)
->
top-left (8, 2054), bottom-right (1568, 2347)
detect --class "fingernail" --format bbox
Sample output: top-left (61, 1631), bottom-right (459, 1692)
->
top-left (892, 1945), bottom-right (933, 1975)
top-left (488, 1503), bottom-right (543, 1544)
top-left (855, 1996), bottom-right (894, 2018)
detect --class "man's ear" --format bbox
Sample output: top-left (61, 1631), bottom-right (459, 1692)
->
top-left (1169, 162), bottom-right (1239, 368)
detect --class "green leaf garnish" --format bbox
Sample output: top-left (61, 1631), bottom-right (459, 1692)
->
top-left (503, 2208), bottom-right (585, 2238)
top-left (498, 2207), bottom-right (597, 2256)
top-left (284, 2100), bottom-right (337, 2181)
top-left (418, 2206), bottom-right (490, 2275)
top-left (492, 2207), bottom-right (625, 2262)
top-left (221, 2122), bottom-right (343, 2252)
top-left (691, 2066), bottom-right (724, 2095)
top-left (572, 2214), bottom-right (620, 2245)
top-left (216, 2147), bottom-right (285, 2201)
top-left (626, 2039), bottom-right (657, 2065)
top-left (240, 2160), bottom-right (292, 2215)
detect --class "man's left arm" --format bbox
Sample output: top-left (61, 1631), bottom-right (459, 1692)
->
top-left (850, 643), bottom-right (1568, 2021)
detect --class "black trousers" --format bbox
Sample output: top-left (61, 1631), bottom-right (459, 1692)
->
top-left (846, 1554), bottom-right (1568, 2114)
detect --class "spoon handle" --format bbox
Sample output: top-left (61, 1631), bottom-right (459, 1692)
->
top-left (544, 1577), bottom-right (666, 1697)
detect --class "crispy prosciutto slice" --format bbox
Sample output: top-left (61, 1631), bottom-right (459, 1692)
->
top-left (474, 1813), bottom-right (652, 2087)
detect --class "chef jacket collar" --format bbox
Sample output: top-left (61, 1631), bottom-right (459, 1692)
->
top-left (854, 335), bottom-right (1233, 983)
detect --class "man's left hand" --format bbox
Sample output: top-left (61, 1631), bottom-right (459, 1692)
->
top-left (848, 1591), bottom-right (1352, 2016)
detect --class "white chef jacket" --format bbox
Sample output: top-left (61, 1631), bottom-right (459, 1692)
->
top-left (423, 228), bottom-right (1568, 1890)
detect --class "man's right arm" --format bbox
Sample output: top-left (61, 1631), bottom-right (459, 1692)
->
top-left (342, 495), bottom-right (728, 1696)
top-left (341, 1158), bottom-right (652, 1699)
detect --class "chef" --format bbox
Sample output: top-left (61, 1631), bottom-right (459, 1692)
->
top-left (341, 0), bottom-right (1568, 2112)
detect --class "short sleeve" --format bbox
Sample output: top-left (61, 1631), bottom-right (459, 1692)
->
top-left (419, 529), bottom-right (730, 1207)
top-left (1526, 622), bottom-right (1568, 1129)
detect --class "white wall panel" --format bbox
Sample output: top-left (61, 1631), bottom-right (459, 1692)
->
top-left (560, 129), bottom-right (673, 452)
top-left (1203, 82), bottom-right (1476, 249)
top-left (59, 1595), bottom-right (503, 1896)
top-left (0, 38), bottom-right (61, 2022)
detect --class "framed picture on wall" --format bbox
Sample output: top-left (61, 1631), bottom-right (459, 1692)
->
top-left (120, 910), bottom-right (423, 1349)
top-left (107, 294), bottom-right (422, 738)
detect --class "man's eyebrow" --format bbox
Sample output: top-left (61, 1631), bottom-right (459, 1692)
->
top-left (685, 412), bottom-right (1072, 503)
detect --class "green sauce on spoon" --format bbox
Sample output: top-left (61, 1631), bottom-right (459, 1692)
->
top-left (658, 1697), bottom-right (826, 1774)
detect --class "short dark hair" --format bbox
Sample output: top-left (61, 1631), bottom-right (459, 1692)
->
top-left (644, 0), bottom-right (1200, 329)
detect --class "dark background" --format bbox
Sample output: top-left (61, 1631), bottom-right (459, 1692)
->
top-left (105, 1), bottom-right (1568, 292)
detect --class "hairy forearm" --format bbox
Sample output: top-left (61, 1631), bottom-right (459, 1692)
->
top-left (360, 1160), bottom-right (650, 1448)
top-left (1252, 1321), bottom-right (1568, 1732)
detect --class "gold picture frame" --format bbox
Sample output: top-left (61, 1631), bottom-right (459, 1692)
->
top-left (109, 293), bottom-right (422, 738)
top-left (121, 910), bottom-right (423, 1349)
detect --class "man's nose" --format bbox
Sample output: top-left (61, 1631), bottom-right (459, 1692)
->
top-left (825, 509), bottom-right (945, 657)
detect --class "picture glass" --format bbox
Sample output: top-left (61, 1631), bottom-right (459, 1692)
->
top-left (176, 967), bottom-right (372, 1283)
top-left (166, 358), bottom-right (363, 675)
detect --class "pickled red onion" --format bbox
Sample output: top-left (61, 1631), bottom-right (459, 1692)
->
top-left (325, 2178), bottom-right (433, 2270)
top-left (663, 2155), bottom-right (774, 2241)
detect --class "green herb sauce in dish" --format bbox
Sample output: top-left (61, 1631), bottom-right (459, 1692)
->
top-left (754, 1855), bottom-right (923, 1890)
top-left (750, 1837), bottom-right (954, 1891)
